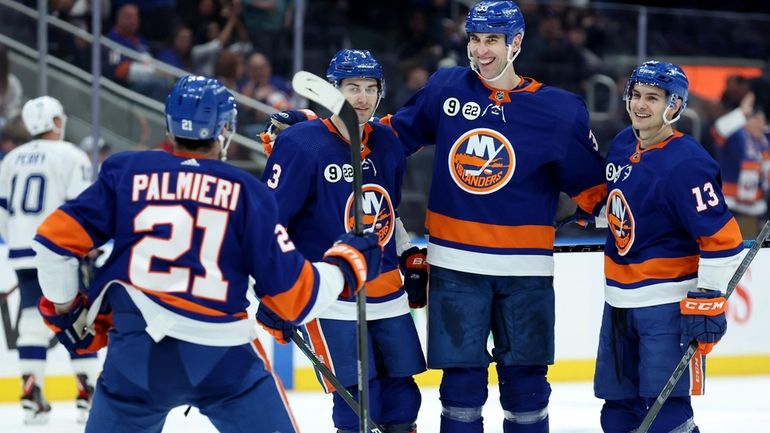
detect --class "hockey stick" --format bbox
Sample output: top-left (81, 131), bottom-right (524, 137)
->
top-left (551, 239), bottom-right (770, 254)
top-left (636, 219), bottom-right (770, 433)
top-left (292, 71), bottom-right (371, 433)
top-left (0, 285), bottom-right (20, 349)
top-left (289, 331), bottom-right (384, 433)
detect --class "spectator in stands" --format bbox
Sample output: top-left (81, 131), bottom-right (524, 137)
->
top-left (0, 115), bottom-right (30, 158)
top-left (213, 51), bottom-right (253, 161)
top-left (520, 12), bottom-right (587, 96)
top-left (392, 61), bottom-right (429, 111)
top-left (111, 0), bottom-right (179, 46)
top-left (104, 3), bottom-right (170, 101)
top-left (241, 0), bottom-right (293, 75)
top-left (398, 9), bottom-right (443, 67)
top-left (213, 51), bottom-right (243, 91)
top-left (166, 0), bottom-right (252, 77)
top-left (716, 106), bottom-right (770, 238)
top-left (156, 26), bottom-right (196, 72)
top-left (237, 52), bottom-right (292, 135)
top-left (0, 44), bottom-right (22, 131)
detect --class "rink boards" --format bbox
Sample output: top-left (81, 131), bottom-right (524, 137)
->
top-left (0, 247), bottom-right (768, 402)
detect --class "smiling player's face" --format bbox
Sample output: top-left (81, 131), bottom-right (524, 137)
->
top-left (468, 33), bottom-right (509, 80)
top-left (628, 84), bottom-right (680, 134)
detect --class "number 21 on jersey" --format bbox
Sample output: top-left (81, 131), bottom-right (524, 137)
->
top-left (130, 205), bottom-right (229, 301)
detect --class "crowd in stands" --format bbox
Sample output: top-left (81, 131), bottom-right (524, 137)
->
top-left (1, 0), bottom-right (769, 236)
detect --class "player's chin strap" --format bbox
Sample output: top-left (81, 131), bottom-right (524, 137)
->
top-left (468, 43), bottom-right (521, 84)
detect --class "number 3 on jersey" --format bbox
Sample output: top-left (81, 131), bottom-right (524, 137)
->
top-left (692, 182), bottom-right (719, 212)
top-left (267, 163), bottom-right (281, 189)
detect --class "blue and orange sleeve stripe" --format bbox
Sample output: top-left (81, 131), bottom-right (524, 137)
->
top-left (260, 261), bottom-right (318, 323)
top-left (572, 183), bottom-right (607, 215)
top-left (35, 209), bottom-right (94, 257)
top-left (698, 217), bottom-right (744, 258)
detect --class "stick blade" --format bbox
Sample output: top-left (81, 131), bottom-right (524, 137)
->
top-left (292, 71), bottom-right (346, 115)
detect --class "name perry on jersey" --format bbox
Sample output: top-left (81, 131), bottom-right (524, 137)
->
top-left (132, 171), bottom-right (241, 211)
top-left (12, 152), bottom-right (47, 165)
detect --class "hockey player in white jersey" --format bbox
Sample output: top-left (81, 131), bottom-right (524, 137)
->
top-left (0, 96), bottom-right (99, 424)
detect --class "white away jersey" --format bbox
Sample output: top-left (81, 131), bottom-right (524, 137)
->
top-left (0, 139), bottom-right (92, 269)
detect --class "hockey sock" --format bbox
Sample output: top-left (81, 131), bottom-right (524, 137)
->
top-left (497, 365), bottom-right (550, 433)
top-left (600, 398), bottom-right (647, 433)
top-left (439, 367), bottom-right (487, 433)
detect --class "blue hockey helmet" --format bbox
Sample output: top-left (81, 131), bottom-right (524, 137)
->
top-left (165, 75), bottom-right (237, 142)
top-left (465, 1), bottom-right (525, 45)
top-left (624, 61), bottom-right (689, 112)
top-left (326, 49), bottom-right (385, 97)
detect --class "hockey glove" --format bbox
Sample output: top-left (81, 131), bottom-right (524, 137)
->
top-left (38, 293), bottom-right (111, 355)
top-left (323, 232), bottom-right (383, 300)
top-left (556, 208), bottom-right (596, 230)
top-left (680, 289), bottom-right (727, 355)
top-left (399, 246), bottom-right (428, 308)
top-left (256, 303), bottom-right (296, 345)
top-left (259, 109), bottom-right (317, 156)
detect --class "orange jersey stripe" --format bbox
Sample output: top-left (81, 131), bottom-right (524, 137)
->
top-left (572, 183), bottom-right (607, 214)
top-left (304, 319), bottom-right (336, 393)
top-left (249, 338), bottom-right (302, 431)
top-left (260, 261), bottom-right (316, 322)
top-left (698, 217), bottom-right (743, 252)
top-left (365, 269), bottom-right (402, 298)
top-left (722, 182), bottom-right (762, 200)
top-left (604, 255), bottom-right (699, 285)
top-left (137, 287), bottom-right (247, 317)
top-left (36, 209), bottom-right (93, 257)
top-left (426, 210), bottom-right (555, 250)
top-left (740, 161), bottom-right (761, 170)
top-left (379, 114), bottom-right (395, 131)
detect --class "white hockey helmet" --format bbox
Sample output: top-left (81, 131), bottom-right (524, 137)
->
top-left (21, 96), bottom-right (67, 137)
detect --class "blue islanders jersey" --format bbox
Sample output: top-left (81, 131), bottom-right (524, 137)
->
top-left (603, 127), bottom-right (744, 308)
top-left (715, 128), bottom-right (770, 216)
top-left (387, 66), bottom-right (607, 276)
top-left (262, 118), bottom-right (408, 320)
top-left (33, 150), bottom-right (345, 346)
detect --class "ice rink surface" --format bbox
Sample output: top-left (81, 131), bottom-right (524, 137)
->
top-left (1, 375), bottom-right (768, 432)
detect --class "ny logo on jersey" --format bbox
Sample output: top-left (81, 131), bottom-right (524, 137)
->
top-left (448, 128), bottom-right (515, 195)
top-left (607, 189), bottom-right (635, 256)
top-left (345, 184), bottom-right (395, 245)
top-left (606, 161), bottom-right (633, 183)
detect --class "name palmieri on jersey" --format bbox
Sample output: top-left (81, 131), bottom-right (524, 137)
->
top-left (131, 171), bottom-right (241, 211)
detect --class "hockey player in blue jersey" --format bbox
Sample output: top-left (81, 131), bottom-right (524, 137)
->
top-left (383, 2), bottom-right (606, 432)
top-left (596, 61), bottom-right (744, 433)
top-left (258, 49), bottom-right (426, 433)
top-left (260, 2), bottom-right (607, 430)
top-left (30, 75), bottom-right (383, 433)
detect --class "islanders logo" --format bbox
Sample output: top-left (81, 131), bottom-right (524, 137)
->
top-left (607, 189), bottom-right (635, 256)
top-left (448, 128), bottom-right (515, 194)
top-left (344, 184), bottom-right (395, 246)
